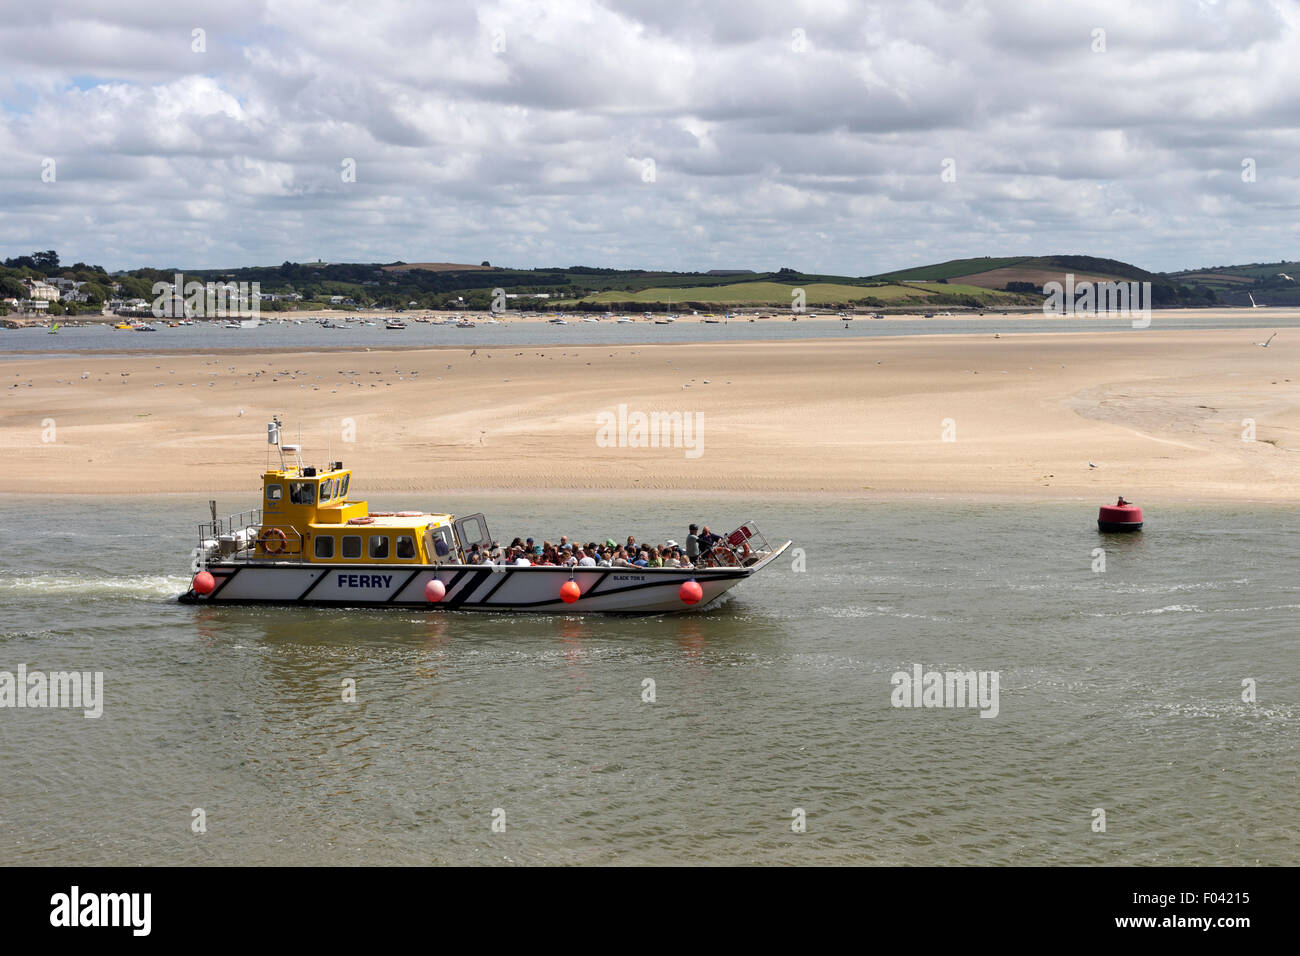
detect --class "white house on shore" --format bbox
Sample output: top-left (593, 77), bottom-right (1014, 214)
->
top-left (23, 278), bottom-right (60, 302)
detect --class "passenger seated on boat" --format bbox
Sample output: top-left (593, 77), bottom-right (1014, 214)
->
top-left (577, 549), bottom-right (597, 567)
top-left (632, 550), bottom-right (650, 568)
top-left (610, 548), bottom-right (633, 568)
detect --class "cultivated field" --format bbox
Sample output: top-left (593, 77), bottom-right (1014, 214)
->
top-left (949, 267), bottom-right (1125, 290)
top-left (565, 281), bottom-right (1018, 306)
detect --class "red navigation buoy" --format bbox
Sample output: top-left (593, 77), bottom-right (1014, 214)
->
top-left (560, 580), bottom-right (581, 604)
top-left (679, 580), bottom-right (704, 605)
top-left (424, 579), bottom-right (446, 602)
top-left (192, 570), bottom-right (216, 595)
top-left (1098, 496), bottom-right (1143, 532)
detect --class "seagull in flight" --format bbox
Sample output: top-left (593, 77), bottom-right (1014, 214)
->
top-left (1256, 332), bottom-right (1277, 348)
top-left (1088, 461), bottom-right (1098, 469)
top-left (1277, 273), bottom-right (1294, 282)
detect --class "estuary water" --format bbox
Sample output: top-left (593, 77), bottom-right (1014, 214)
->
top-left (3, 308), bottom-right (1300, 356)
top-left (0, 494), bottom-right (1295, 865)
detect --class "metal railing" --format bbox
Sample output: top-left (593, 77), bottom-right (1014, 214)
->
top-left (197, 509), bottom-right (290, 561)
top-left (697, 520), bottom-right (771, 568)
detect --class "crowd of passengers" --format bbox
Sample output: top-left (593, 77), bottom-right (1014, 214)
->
top-left (461, 524), bottom-right (729, 568)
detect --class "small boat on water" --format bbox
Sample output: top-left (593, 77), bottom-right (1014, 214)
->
top-left (179, 420), bottom-right (789, 613)
top-left (385, 320), bottom-right (406, 330)
top-left (47, 322), bottom-right (59, 334)
top-left (456, 320), bottom-right (476, 328)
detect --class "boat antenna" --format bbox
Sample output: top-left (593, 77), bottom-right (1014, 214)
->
top-left (269, 415), bottom-right (285, 470)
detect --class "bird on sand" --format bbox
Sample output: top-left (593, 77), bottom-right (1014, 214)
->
top-left (1256, 332), bottom-right (1277, 347)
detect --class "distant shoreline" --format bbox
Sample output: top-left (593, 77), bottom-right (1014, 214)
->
top-left (0, 303), bottom-right (1274, 330)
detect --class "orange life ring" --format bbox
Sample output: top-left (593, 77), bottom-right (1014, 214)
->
top-left (347, 516), bottom-right (375, 525)
top-left (260, 527), bottom-right (289, 554)
top-left (741, 541), bottom-right (751, 558)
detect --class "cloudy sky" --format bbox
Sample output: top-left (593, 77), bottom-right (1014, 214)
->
top-left (2, 0), bottom-right (1298, 274)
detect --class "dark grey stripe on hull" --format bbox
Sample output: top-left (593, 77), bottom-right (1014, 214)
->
top-left (386, 569), bottom-right (423, 602)
top-left (445, 569), bottom-right (497, 607)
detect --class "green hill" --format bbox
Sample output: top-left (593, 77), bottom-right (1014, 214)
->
top-left (1166, 260), bottom-right (1300, 306)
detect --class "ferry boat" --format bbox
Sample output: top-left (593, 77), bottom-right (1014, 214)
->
top-left (178, 420), bottom-right (790, 613)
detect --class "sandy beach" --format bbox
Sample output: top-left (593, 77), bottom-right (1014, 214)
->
top-left (2, 328), bottom-right (1298, 501)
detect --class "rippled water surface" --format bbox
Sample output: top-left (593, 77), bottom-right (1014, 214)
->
top-left (1, 495), bottom-right (1295, 865)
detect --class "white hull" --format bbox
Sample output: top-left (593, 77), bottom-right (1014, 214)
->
top-left (181, 543), bottom-right (790, 613)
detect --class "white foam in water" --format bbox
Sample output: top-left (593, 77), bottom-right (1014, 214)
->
top-left (0, 573), bottom-right (189, 598)
top-left (1088, 603), bottom-right (1205, 617)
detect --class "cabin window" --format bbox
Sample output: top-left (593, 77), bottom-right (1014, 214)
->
top-left (337, 474), bottom-right (350, 499)
top-left (290, 481), bottom-right (316, 505)
top-left (369, 535), bottom-right (390, 559)
top-left (266, 484), bottom-right (283, 502)
top-left (396, 535), bottom-right (416, 559)
top-left (341, 535), bottom-right (362, 559)
top-left (320, 478), bottom-right (334, 501)
top-left (314, 535), bottom-right (335, 559)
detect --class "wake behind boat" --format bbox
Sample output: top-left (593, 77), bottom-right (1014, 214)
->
top-left (178, 419), bottom-right (790, 613)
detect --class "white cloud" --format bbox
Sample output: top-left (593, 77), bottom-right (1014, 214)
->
top-left (1, 0), bottom-right (1299, 273)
